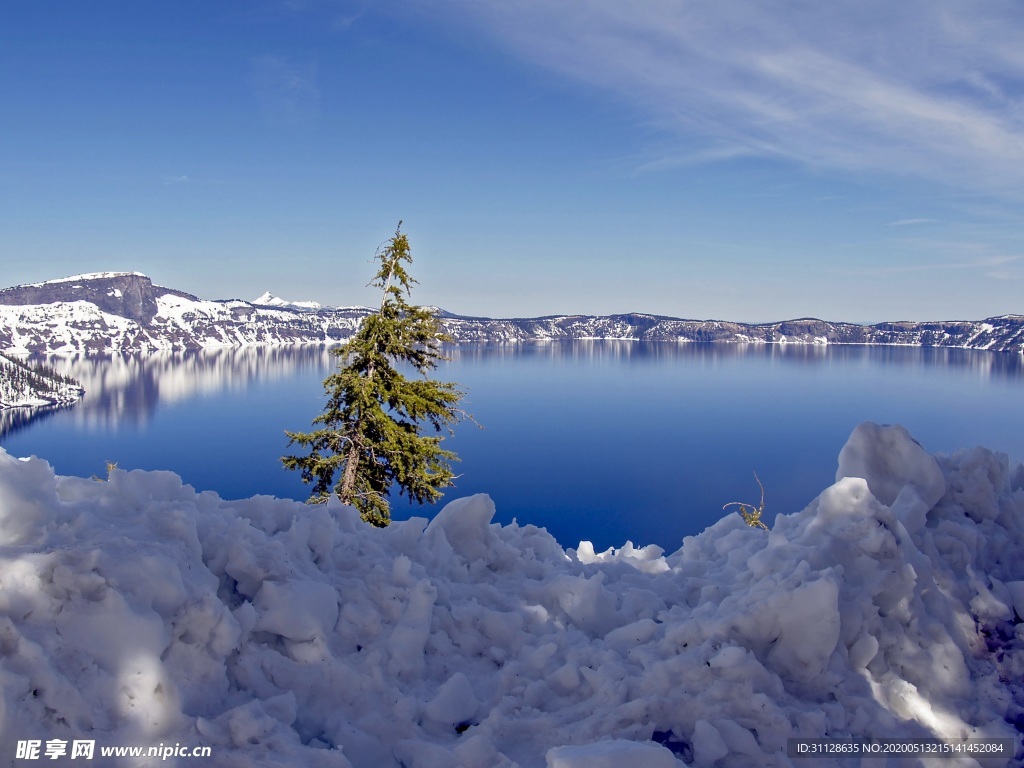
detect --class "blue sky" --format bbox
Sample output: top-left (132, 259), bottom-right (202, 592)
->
top-left (2, 1), bottom-right (1023, 322)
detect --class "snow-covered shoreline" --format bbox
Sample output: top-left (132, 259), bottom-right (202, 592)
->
top-left (0, 353), bottom-right (84, 411)
top-left (3, 272), bottom-right (1024, 354)
top-left (0, 423), bottom-right (1022, 767)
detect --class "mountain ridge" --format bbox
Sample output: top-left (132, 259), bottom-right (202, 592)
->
top-left (1, 272), bottom-right (1022, 355)
top-left (0, 272), bottom-right (199, 326)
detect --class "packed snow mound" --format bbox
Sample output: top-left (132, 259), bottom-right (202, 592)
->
top-left (1, 423), bottom-right (1023, 767)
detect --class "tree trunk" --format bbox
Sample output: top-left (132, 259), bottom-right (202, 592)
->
top-left (339, 444), bottom-right (360, 503)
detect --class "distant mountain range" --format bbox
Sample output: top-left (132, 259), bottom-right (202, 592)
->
top-left (0, 271), bottom-right (1022, 355)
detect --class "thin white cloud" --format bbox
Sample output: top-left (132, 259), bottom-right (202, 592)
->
top-left (887, 218), bottom-right (937, 227)
top-left (417, 0), bottom-right (1024, 192)
top-left (249, 55), bottom-right (321, 127)
top-left (280, 0), bottom-right (364, 31)
top-left (633, 144), bottom-right (755, 174)
top-left (983, 269), bottom-right (1022, 280)
top-left (330, 12), bottom-right (363, 31)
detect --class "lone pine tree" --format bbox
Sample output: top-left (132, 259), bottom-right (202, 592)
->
top-left (282, 224), bottom-right (466, 526)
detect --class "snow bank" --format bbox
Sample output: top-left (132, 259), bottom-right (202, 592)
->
top-left (1, 423), bottom-right (1022, 767)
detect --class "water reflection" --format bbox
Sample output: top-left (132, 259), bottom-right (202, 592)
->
top-left (29, 345), bottom-right (338, 432)
top-left (0, 402), bottom-right (74, 439)
top-left (6, 342), bottom-right (1021, 438)
top-left (446, 340), bottom-right (1024, 378)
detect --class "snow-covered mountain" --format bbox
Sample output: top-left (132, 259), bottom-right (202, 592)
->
top-left (0, 273), bottom-right (364, 354)
top-left (251, 290), bottom-right (325, 311)
top-left (1, 272), bottom-right (1023, 354)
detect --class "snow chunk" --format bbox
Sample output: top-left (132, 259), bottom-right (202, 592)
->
top-left (546, 739), bottom-right (680, 768)
top-left (0, 452), bottom-right (58, 544)
top-left (423, 672), bottom-right (478, 726)
top-left (837, 421), bottom-right (945, 513)
top-left (424, 493), bottom-right (496, 563)
top-left (574, 540), bottom-right (669, 574)
top-left (386, 578), bottom-right (437, 679)
top-left (253, 579), bottom-right (339, 641)
top-left (1007, 581), bottom-right (1024, 620)
top-left (547, 572), bottom-right (619, 636)
top-left (692, 720), bottom-right (729, 764)
top-left (763, 576), bottom-right (841, 683)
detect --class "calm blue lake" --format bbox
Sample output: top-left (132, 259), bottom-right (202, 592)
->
top-left (3, 342), bottom-right (1023, 551)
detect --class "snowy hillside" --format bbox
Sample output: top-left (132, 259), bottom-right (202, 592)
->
top-left (0, 423), bottom-right (1022, 766)
top-left (0, 274), bottom-right (363, 353)
top-left (0, 352), bottom-right (83, 409)
top-left (441, 313), bottom-right (1024, 352)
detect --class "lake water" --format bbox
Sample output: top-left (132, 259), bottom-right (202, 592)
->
top-left (3, 342), bottom-right (1023, 551)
